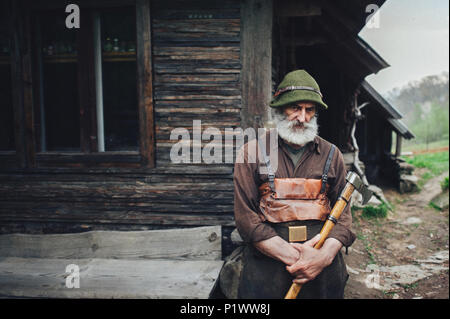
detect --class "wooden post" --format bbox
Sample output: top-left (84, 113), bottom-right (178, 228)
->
top-left (395, 133), bottom-right (402, 158)
top-left (136, 0), bottom-right (155, 168)
top-left (9, 0), bottom-right (35, 168)
top-left (240, 0), bottom-right (273, 129)
top-left (78, 11), bottom-right (98, 153)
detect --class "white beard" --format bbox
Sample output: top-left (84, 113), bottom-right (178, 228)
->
top-left (272, 111), bottom-right (318, 146)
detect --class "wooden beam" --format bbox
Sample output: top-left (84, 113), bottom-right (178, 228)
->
top-left (136, 0), bottom-right (156, 168)
top-left (78, 12), bottom-right (98, 153)
top-left (9, 0), bottom-right (36, 168)
top-left (0, 257), bottom-right (223, 298)
top-left (276, 0), bottom-right (321, 17)
top-left (0, 226), bottom-right (222, 260)
top-left (395, 133), bottom-right (402, 158)
top-left (240, 0), bottom-right (273, 129)
top-left (289, 36), bottom-right (328, 47)
top-left (29, 0), bottom-right (136, 10)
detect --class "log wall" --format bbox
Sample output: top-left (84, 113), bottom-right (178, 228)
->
top-left (0, 0), bottom-right (243, 234)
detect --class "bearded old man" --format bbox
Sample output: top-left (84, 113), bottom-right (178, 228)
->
top-left (233, 70), bottom-right (355, 299)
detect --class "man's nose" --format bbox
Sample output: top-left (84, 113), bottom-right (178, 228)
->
top-left (290, 109), bottom-right (306, 122)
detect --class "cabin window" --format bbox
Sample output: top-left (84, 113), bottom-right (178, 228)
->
top-left (0, 22), bottom-right (14, 152)
top-left (20, 0), bottom-right (155, 168)
top-left (34, 6), bottom-right (138, 153)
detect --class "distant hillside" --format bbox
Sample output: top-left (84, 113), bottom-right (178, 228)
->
top-left (385, 72), bottom-right (449, 144)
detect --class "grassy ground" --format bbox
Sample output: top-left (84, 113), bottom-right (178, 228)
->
top-left (345, 150), bottom-right (449, 299)
top-left (401, 150), bottom-right (449, 188)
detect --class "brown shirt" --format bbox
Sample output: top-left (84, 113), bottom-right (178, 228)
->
top-left (233, 133), bottom-right (356, 247)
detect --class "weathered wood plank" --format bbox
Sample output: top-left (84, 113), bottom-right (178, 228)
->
top-left (0, 180), bottom-right (235, 204)
top-left (0, 172), bottom-right (233, 183)
top-left (240, 0), bottom-right (272, 129)
top-left (0, 180), bottom-right (234, 192)
top-left (0, 257), bottom-right (223, 298)
top-left (0, 200), bottom-right (234, 214)
top-left (0, 163), bottom-right (234, 175)
top-left (154, 73), bottom-right (240, 85)
top-left (154, 61), bottom-right (241, 74)
top-left (0, 226), bottom-right (221, 260)
top-left (156, 99), bottom-right (241, 108)
top-left (152, 19), bottom-right (240, 40)
top-left (156, 108), bottom-right (241, 116)
top-left (153, 47), bottom-right (240, 61)
top-left (136, 0), bottom-right (155, 168)
top-left (0, 210), bottom-right (235, 226)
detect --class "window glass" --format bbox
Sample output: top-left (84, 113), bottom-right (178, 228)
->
top-left (101, 7), bottom-right (138, 151)
top-left (33, 5), bottom-right (139, 154)
top-left (39, 10), bottom-right (80, 152)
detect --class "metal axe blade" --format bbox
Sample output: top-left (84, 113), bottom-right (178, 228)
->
top-left (346, 171), bottom-right (373, 205)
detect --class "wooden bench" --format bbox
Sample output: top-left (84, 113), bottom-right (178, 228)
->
top-left (0, 226), bottom-right (223, 298)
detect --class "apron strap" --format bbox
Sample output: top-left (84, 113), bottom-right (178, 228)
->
top-left (320, 144), bottom-right (336, 194)
top-left (257, 137), bottom-right (275, 191)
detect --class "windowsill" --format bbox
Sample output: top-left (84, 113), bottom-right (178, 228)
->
top-left (37, 151), bottom-right (139, 155)
top-left (35, 151), bottom-right (142, 168)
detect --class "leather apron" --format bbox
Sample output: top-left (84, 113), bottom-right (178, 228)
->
top-left (238, 143), bottom-right (349, 299)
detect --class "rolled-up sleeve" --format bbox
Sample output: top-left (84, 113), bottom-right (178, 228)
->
top-left (234, 144), bottom-right (278, 243)
top-left (327, 148), bottom-right (356, 247)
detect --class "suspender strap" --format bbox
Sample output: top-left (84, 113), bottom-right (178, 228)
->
top-left (257, 138), bottom-right (275, 191)
top-left (320, 145), bottom-right (336, 194)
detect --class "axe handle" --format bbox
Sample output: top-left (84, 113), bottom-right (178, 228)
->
top-left (284, 182), bottom-right (355, 299)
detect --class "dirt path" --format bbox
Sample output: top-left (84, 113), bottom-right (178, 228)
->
top-left (344, 171), bottom-right (449, 299)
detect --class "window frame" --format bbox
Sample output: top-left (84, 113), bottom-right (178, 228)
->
top-left (1, 0), bottom-right (155, 170)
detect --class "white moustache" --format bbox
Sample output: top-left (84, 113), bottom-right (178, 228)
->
top-left (275, 116), bottom-right (318, 146)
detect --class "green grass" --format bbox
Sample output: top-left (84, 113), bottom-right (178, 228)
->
top-left (402, 151), bottom-right (449, 176)
top-left (429, 201), bottom-right (442, 211)
top-left (400, 282), bottom-right (419, 291)
top-left (357, 233), bottom-right (377, 265)
top-left (361, 203), bottom-right (389, 219)
top-left (402, 151), bottom-right (449, 188)
top-left (441, 177), bottom-right (449, 191)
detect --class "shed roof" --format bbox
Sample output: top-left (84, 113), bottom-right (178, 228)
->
top-left (387, 118), bottom-right (415, 140)
top-left (317, 1), bottom-right (390, 81)
top-left (360, 80), bottom-right (415, 139)
top-left (360, 80), bottom-right (402, 119)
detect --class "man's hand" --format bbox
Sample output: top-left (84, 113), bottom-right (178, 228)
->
top-left (286, 235), bottom-right (342, 284)
top-left (253, 236), bottom-right (300, 266)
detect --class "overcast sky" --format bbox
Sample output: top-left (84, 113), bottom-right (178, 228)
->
top-left (359, 0), bottom-right (449, 95)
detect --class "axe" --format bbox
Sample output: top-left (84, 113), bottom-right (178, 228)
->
top-left (284, 171), bottom-right (373, 299)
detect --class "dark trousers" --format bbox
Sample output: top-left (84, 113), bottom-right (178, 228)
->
top-left (238, 221), bottom-right (349, 299)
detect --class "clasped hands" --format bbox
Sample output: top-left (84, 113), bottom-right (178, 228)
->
top-left (285, 234), bottom-right (341, 284)
top-left (253, 234), bottom-right (342, 285)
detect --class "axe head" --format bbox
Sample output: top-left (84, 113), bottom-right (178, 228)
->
top-left (346, 171), bottom-right (373, 205)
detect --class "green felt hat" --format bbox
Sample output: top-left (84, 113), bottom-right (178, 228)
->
top-left (269, 70), bottom-right (328, 109)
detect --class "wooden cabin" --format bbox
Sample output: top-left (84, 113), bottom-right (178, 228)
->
top-left (0, 0), bottom-right (412, 248)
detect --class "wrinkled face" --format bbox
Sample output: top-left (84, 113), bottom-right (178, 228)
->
top-left (283, 102), bottom-right (317, 130)
top-left (272, 101), bottom-right (318, 146)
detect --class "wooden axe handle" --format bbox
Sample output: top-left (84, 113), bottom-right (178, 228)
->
top-left (284, 182), bottom-right (355, 299)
